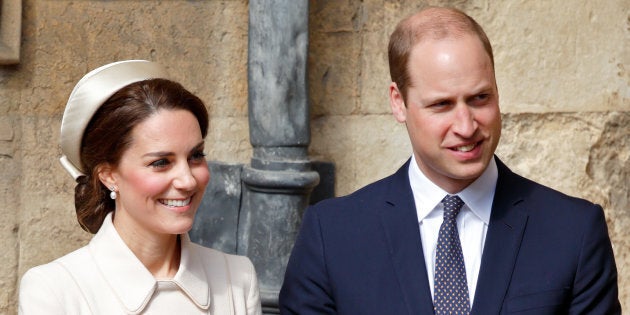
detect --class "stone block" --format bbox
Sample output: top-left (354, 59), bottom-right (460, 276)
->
top-left (309, 30), bottom-right (361, 116)
top-left (358, 30), bottom-right (392, 115)
top-left (310, 114), bottom-right (410, 196)
top-left (488, 0), bottom-right (628, 113)
top-left (0, 116), bottom-right (14, 157)
top-left (205, 116), bottom-right (252, 164)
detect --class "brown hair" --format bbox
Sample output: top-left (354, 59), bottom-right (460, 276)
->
top-left (75, 78), bottom-right (209, 233)
top-left (388, 7), bottom-right (494, 103)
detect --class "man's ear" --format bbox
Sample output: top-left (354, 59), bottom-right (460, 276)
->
top-left (389, 82), bottom-right (407, 123)
top-left (97, 163), bottom-right (116, 190)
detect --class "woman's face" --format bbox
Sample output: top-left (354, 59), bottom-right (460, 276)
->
top-left (106, 109), bottom-right (210, 238)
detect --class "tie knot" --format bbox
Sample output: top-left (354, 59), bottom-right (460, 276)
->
top-left (441, 195), bottom-right (464, 220)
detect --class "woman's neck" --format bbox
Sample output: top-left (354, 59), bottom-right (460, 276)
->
top-left (113, 214), bottom-right (182, 279)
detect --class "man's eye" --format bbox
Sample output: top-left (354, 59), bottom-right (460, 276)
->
top-left (475, 94), bottom-right (488, 101)
top-left (149, 159), bottom-right (170, 168)
top-left (470, 94), bottom-right (490, 104)
top-left (430, 101), bottom-right (450, 108)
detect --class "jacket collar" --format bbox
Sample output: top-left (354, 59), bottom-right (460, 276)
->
top-left (471, 158), bottom-right (529, 314)
top-left (379, 159), bottom-right (436, 315)
top-left (88, 213), bottom-right (210, 313)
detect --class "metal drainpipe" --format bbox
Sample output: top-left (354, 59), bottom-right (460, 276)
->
top-left (241, 1), bottom-right (319, 313)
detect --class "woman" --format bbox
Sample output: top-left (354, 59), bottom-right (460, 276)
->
top-left (19, 60), bottom-right (262, 314)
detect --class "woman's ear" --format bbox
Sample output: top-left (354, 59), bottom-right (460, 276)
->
top-left (97, 163), bottom-right (116, 190)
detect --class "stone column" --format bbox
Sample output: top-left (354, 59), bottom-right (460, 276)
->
top-left (240, 1), bottom-right (319, 313)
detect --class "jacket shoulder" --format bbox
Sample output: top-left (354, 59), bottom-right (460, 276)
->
top-left (497, 161), bottom-right (603, 220)
top-left (21, 245), bottom-right (91, 283)
top-left (189, 244), bottom-right (258, 289)
top-left (312, 165), bottom-right (407, 213)
top-left (19, 246), bottom-right (91, 313)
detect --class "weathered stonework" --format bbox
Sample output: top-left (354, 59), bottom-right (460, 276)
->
top-left (0, 115), bottom-right (18, 314)
top-left (1, 0), bottom-right (627, 312)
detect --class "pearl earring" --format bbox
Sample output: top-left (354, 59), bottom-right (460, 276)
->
top-left (109, 187), bottom-right (117, 200)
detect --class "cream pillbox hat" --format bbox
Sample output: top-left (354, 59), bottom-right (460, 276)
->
top-left (59, 60), bottom-right (170, 180)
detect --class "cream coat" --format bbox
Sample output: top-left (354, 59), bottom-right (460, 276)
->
top-left (19, 213), bottom-right (262, 315)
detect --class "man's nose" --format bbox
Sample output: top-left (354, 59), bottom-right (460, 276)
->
top-left (451, 104), bottom-right (477, 137)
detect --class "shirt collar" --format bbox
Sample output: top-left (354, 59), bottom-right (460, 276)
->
top-left (409, 155), bottom-right (497, 224)
top-left (88, 213), bottom-right (210, 313)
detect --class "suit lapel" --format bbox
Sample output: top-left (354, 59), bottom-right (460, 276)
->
top-left (378, 161), bottom-right (435, 315)
top-left (471, 159), bottom-right (529, 314)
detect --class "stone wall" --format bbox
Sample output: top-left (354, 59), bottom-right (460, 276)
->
top-left (0, 0), bottom-right (627, 312)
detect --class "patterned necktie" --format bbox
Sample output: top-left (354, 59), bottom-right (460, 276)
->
top-left (434, 195), bottom-right (470, 315)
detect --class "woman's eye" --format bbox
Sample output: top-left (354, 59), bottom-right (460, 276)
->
top-left (189, 151), bottom-right (207, 162)
top-left (149, 159), bottom-right (170, 168)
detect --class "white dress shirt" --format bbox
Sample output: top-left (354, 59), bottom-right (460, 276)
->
top-left (19, 212), bottom-right (262, 315)
top-left (408, 155), bottom-right (497, 304)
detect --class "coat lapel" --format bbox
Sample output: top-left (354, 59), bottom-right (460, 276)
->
top-left (471, 159), bottom-right (529, 314)
top-left (378, 161), bottom-right (435, 315)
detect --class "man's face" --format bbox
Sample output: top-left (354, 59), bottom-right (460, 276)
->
top-left (389, 34), bottom-right (501, 193)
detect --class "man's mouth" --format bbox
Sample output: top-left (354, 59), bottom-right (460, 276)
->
top-left (453, 142), bottom-right (477, 152)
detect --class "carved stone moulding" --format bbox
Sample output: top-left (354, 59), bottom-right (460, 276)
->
top-left (0, 0), bottom-right (22, 65)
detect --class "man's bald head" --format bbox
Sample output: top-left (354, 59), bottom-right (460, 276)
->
top-left (388, 7), bottom-right (494, 103)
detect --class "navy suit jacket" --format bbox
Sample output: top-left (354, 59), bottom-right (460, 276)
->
top-left (279, 158), bottom-right (620, 314)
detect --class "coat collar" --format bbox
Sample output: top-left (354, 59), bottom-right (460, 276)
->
top-left (88, 213), bottom-right (210, 313)
top-left (471, 158), bottom-right (529, 315)
top-left (379, 159), bottom-right (436, 315)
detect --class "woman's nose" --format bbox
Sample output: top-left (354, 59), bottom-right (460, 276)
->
top-left (173, 165), bottom-right (197, 191)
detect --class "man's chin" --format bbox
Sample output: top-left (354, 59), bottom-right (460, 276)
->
top-left (450, 163), bottom-right (488, 182)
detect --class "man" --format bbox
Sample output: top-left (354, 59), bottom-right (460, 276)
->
top-left (279, 6), bottom-right (621, 315)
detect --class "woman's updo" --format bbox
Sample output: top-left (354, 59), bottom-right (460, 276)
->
top-left (75, 78), bottom-right (208, 233)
